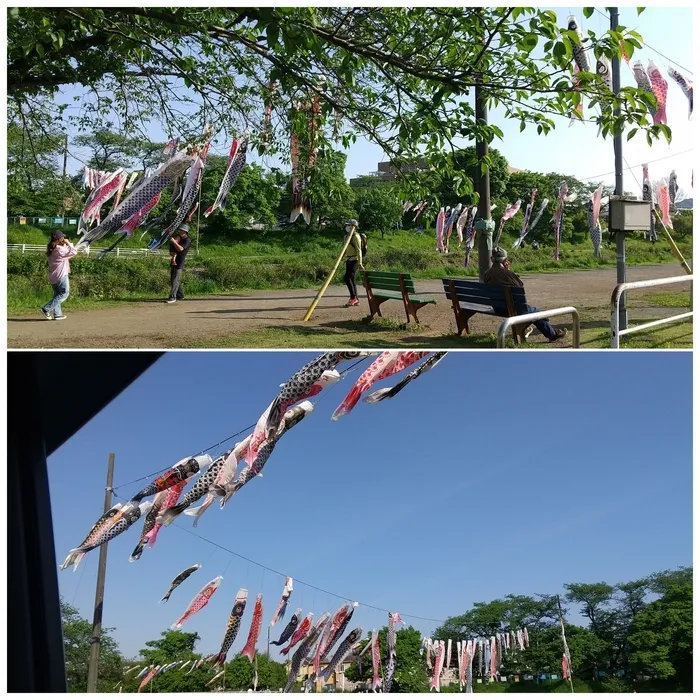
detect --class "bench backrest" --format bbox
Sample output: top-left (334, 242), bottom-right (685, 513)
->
top-left (365, 271), bottom-right (417, 295)
top-left (442, 278), bottom-right (528, 315)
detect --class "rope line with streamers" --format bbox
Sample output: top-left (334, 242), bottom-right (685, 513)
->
top-left (592, 7), bottom-right (693, 75)
top-left (111, 355), bottom-right (372, 492)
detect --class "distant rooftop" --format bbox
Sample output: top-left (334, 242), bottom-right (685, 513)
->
top-left (350, 160), bottom-right (521, 186)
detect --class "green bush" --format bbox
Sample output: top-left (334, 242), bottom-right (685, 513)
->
top-left (599, 677), bottom-right (631, 693)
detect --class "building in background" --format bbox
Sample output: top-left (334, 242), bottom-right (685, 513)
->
top-left (350, 160), bottom-right (520, 186)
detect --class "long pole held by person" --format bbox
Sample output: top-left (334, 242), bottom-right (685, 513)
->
top-left (302, 225), bottom-right (355, 321)
top-left (557, 595), bottom-right (575, 694)
top-left (86, 453), bottom-right (115, 692)
top-left (610, 7), bottom-right (628, 331)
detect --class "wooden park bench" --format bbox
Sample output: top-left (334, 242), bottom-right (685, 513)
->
top-left (442, 278), bottom-right (532, 344)
top-left (362, 270), bottom-right (436, 324)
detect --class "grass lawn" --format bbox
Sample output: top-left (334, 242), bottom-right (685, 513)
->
top-left (182, 293), bottom-right (692, 350)
top-left (7, 223), bottom-right (692, 315)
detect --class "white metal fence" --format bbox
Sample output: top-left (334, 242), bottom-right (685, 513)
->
top-left (8, 243), bottom-right (166, 257)
top-left (610, 274), bottom-right (693, 348)
top-left (496, 307), bottom-right (580, 348)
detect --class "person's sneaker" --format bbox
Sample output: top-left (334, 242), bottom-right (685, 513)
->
top-left (40, 308), bottom-right (52, 320)
top-left (349, 298), bottom-right (360, 306)
top-left (549, 328), bottom-right (568, 342)
top-left (54, 315), bottom-right (67, 321)
top-left (165, 298), bottom-right (177, 304)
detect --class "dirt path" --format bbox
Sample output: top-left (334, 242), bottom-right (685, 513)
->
top-left (8, 263), bottom-right (690, 348)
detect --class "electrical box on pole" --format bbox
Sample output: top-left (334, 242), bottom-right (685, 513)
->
top-left (608, 197), bottom-right (652, 232)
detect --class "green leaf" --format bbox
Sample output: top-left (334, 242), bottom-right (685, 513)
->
top-left (626, 128), bottom-right (638, 141)
top-left (266, 24), bottom-right (279, 48)
top-left (583, 7), bottom-right (594, 19)
top-left (637, 7), bottom-right (646, 15)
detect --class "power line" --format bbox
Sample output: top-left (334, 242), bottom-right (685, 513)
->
top-left (592, 7), bottom-right (692, 75)
top-left (579, 149), bottom-right (693, 183)
top-left (112, 423), bottom-right (256, 490)
top-left (110, 476), bottom-right (447, 626)
top-left (170, 524), bottom-right (447, 625)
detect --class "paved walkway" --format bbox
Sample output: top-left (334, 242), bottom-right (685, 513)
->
top-left (8, 264), bottom-right (690, 348)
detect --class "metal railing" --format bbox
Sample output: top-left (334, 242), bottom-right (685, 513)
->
top-left (496, 307), bottom-right (580, 348)
top-left (610, 274), bottom-right (693, 348)
top-left (8, 243), bottom-right (166, 257)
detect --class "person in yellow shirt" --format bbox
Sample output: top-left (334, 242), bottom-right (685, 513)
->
top-left (342, 219), bottom-right (365, 307)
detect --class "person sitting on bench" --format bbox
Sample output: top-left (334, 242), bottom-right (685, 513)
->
top-left (484, 247), bottom-right (567, 342)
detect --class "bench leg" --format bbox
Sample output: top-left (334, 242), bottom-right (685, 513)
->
top-left (407, 301), bottom-right (431, 324)
top-left (457, 310), bottom-right (476, 336)
top-left (511, 322), bottom-right (528, 345)
top-left (367, 295), bottom-right (384, 320)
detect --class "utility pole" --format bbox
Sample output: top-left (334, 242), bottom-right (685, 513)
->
top-left (610, 7), bottom-right (627, 330)
top-left (86, 453), bottom-right (115, 693)
top-left (474, 26), bottom-right (494, 281)
top-left (61, 133), bottom-right (69, 226)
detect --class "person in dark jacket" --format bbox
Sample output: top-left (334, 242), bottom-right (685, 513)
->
top-left (342, 219), bottom-right (364, 307)
top-left (484, 246), bottom-right (567, 342)
top-left (166, 224), bottom-right (192, 303)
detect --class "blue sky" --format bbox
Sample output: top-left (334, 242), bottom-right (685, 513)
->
top-left (49, 351), bottom-right (692, 660)
top-left (56, 7), bottom-right (694, 198)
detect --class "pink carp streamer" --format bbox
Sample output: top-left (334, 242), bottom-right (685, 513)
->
top-left (647, 61), bottom-right (668, 125)
top-left (240, 593), bottom-right (264, 661)
top-left (494, 199), bottom-right (521, 246)
top-left (632, 61), bottom-right (658, 123)
top-left (413, 201), bottom-right (428, 222)
top-left (281, 612), bottom-right (314, 655)
top-left (332, 351), bottom-right (429, 420)
top-left (562, 654), bottom-right (571, 680)
top-left (435, 208), bottom-right (446, 252)
top-left (371, 629), bottom-right (382, 691)
top-left (79, 169), bottom-right (126, 234)
top-left (171, 576), bottom-right (222, 629)
top-left (138, 479), bottom-right (189, 553)
top-left (318, 602), bottom-right (356, 664)
top-left (137, 667), bottom-right (158, 692)
top-left (430, 640), bottom-right (445, 691)
top-left (656, 181), bottom-right (673, 228)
